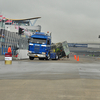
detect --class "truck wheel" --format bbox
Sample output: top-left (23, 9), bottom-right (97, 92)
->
top-left (29, 57), bottom-right (34, 60)
top-left (67, 55), bottom-right (69, 58)
top-left (39, 58), bottom-right (44, 60)
top-left (46, 54), bottom-right (50, 60)
top-left (55, 55), bottom-right (59, 60)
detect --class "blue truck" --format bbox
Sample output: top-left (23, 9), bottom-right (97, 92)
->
top-left (27, 32), bottom-right (70, 60)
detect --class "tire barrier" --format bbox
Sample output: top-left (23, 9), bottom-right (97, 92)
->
top-left (5, 53), bottom-right (12, 65)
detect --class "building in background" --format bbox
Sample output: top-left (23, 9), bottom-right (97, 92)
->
top-left (0, 15), bottom-right (41, 55)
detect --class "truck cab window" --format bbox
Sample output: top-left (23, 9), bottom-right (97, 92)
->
top-left (29, 38), bottom-right (46, 44)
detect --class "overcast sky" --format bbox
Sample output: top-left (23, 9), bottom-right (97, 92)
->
top-left (0, 0), bottom-right (100, 43)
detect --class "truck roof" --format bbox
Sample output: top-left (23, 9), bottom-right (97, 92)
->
top-left (31, 32), bottom-right (51, 39)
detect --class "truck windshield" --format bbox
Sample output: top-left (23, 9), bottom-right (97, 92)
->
top-left (29, 38), bottom-right (46, 44)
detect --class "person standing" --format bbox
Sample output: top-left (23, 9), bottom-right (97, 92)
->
top-left (7, 46), bottom-right (12, 54)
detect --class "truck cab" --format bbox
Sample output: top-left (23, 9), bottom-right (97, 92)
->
top-left (27, 32), bottom-right (51, 60)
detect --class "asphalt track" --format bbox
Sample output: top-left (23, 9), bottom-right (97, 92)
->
top-left (0, 57), bottom-right (100, 80)
top-left (0, 56), bottom-right (100, 100)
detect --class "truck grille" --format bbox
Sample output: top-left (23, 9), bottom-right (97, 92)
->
top-left (34, 46), bottom-right (40, 53)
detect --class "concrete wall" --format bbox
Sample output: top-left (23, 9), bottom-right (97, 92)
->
top-left (88, 44), bottom-right (100, 48)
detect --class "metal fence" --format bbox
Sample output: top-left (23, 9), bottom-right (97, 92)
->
top-left (0, 46), bottom-right (16, 55)
top-left (0, 29), bottom-right (28, 55)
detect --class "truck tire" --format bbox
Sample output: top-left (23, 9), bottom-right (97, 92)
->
top-left (46, 54), bottom-right (50, 60)
top-left (55, 55), bottom-right (59, 60)
top-left (67, 55), bottom-right (69, 58)
top-left (29, 56), bottom-right (34, 60)
top-left (39, 58), bottom-right (44, 60)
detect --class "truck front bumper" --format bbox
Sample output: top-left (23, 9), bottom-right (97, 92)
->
top-left (27, 53), bottom-right (46, 58)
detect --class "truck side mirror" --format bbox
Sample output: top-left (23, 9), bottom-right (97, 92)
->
top-left (28, 39), bottom-right (30, 43)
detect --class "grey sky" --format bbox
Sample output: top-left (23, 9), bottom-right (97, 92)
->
top-left (0, 0), bottom-right (100, 43)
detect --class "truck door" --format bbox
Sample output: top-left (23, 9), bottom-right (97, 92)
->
top-left (47, 39), bottom-right (51, 52)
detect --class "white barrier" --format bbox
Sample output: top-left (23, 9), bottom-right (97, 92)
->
top-left (88, 44), bottom-right (100, 48)
top-left (16, 49), bottom-right (29, 59)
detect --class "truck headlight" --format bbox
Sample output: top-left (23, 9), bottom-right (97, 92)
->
top-left (42, 52), bottom-right (46, 54)
top-left (28, 51), bottom-right (32, 53)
